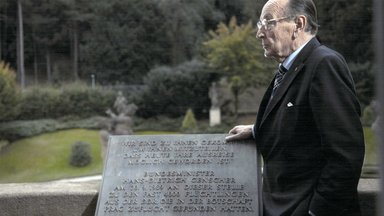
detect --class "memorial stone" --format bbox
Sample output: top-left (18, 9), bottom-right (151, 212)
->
top-left (96, 134), bottom-right (262, 216)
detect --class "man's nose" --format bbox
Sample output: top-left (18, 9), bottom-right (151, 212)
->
top-left (256, 28), bottom-right (264, 39)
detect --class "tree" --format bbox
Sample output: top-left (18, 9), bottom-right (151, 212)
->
top-left (214, 0), bottom-right (245, 24)
top-left (158, 0), bottom-right (224, 65)
top-left (241, 0), bottom-right (266, 23)
top-left (24, 0), bottom-right (69, 84)
top-left (228, 76), bottom-right (243, 116)
top-left (0, 0), bottom-right (373, 90)
top-left (80, 0), bottom-right (171, 84)
top-left (316, 0), bottom-right (373, 63)
top-left (0, 61), bottom-right (20, 121)
top-left (16, 0), bottom-right (25, 88)
top-left (136, 60), bottom-right (211, 118)
top-left (348, 62), bottom-right (375, 107)
top-left (59, 0), bottom-right (96, 81)
top-left (203, 17), bottom-right (275, 115)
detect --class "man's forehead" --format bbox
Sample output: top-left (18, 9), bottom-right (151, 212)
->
top-left (260, 0), bottom-right (286, 19)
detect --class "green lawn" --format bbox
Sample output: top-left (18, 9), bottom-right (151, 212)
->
top-left (0, 129), bottom-right (178, 183)
top-left (0, 127), bottom-right (378, 183)
top-left (0, 129), bottom-right (103, 183)
top-left (363, 126), bottom-right (377, 166)
top-left (362, 126), bottom-right (378, 178)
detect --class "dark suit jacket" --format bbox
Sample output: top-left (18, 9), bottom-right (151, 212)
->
top-left (253, 38), bottom-right (365, 216)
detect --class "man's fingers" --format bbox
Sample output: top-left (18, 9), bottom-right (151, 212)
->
top-left (225, 134), bottom-right (238, 142)
top-left (228, 127), bottom-right (238, 135)
top-left (226, 125), bottom-right (253, 142)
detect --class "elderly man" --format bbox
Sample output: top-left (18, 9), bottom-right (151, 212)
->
top-left (226, 0), bottom-right (365, 215)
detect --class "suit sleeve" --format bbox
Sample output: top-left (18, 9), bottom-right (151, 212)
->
top-left (308, 53), bottom-right (365, 215)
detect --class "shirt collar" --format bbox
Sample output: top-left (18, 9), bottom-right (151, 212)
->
top-left (281, 40), bottom-right (311, 70)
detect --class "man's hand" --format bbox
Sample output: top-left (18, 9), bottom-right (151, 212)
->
top-left (225, 125), bottom-right (253, 142)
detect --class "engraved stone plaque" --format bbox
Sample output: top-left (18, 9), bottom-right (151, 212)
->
top-left (95, 134), bottom-right (262, 216)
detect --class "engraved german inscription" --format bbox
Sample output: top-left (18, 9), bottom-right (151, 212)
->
top-left (96, 134), bottom-right (261, 216)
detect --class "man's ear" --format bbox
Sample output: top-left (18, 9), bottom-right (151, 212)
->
top-left (295, 15), bottom-right (307, 32)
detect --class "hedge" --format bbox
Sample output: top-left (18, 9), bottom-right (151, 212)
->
top-left (17, 83), bottom-right (116, 120)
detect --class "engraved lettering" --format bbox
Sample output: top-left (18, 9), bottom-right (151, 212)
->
top-left (96, 135), bottom-right (260, 216)
top-left (172, 206), bottom-right (216, 212)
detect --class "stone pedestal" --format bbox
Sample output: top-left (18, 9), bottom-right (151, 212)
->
top-left (209, 108), bottom-right (221, 127)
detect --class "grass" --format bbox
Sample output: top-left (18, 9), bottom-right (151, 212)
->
top-left (0, 126), bottom-right (378, 183)
top-left (362, 126), bottom-right (378, 178)
top-left (0, 129), bottom-right (103, 183)
top-left (0, 129), bottom-right (178, 183)
top-left (363, 126), bottom-right (377, 166)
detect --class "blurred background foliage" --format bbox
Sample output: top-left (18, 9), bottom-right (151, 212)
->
top-left (0, 0), bottom-right (375, 120)
top-left (0, 0), bottom-right (377, 182)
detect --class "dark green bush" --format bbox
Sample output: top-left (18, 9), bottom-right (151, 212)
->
top-left (18, 87), bottom-right (61, 120)
top-left (134, 116), bottom-right (182, 132)
top-left (0, 119), bottom-right (58, 141)
top-left (135, 60), bottom-right (212, 118)
top-left (59, 83), bottom-right (116, 118)
top-left (0, 117), bottom-right (107, 141)
top-left (349, 62), bottom-right (374, 107)
top-left (0, 61), bottom-right (21, 121)
top-left (17, 82), bottom-right (116, 120)
top-left (69, 141), bottom-right (92, 167)
top-left (181, 108), bottom-right (197, 132)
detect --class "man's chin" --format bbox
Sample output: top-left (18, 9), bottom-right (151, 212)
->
top-left (263, 51), bottom-right (273, 59)
top-left (263, 52), bottom-right (279, 62)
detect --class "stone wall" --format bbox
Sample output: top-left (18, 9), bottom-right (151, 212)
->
top-left (0, 178), bottom-right (378, 216)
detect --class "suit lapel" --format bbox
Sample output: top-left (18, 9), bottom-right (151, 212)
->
top-left (255, 79), bottom-right (274, 130)
top-left (258, 37), bottom-right (321, 128)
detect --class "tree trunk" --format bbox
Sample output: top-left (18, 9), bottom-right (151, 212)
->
top-left (17, 0), bottom-right (26, 88)
top-left (0, 8), bottom-right (3, 59)
top-left (46, 48), bottom-right (52, 83)
top-left (33, 40), bottom-right (38, 85)
top-left (234, 91), bottom-right (239, 118)
top-left (0, 3), bottom-right (7, 60)
top-left (73, 22), bottom-right (79, 80)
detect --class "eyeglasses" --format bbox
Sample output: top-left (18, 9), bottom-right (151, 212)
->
top-left (257, 16), bottom-right (293, 31)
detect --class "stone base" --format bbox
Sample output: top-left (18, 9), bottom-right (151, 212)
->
top-left (0, 178), bottom-right (378, 216)
top-left (0, 180), bottom-right (99, 216)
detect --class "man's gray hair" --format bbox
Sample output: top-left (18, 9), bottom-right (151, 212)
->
top-left (286, 0), bottom-right (319, 35)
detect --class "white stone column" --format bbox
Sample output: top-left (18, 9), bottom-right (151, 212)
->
top-left (209, 108), bottom-right (221, 127)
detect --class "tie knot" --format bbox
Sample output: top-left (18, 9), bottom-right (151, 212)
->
top-left (279, 64), bottom-right (287, 74)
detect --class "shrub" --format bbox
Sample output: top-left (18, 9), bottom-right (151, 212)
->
top-left (59, 83), bottom-right (116, 118)
top-left (349, 62), bottom-right (374, 107)
top-left (362, 105), bottom-right (376, 126)
top-left (18, 87), bottom-right (61, 120)
top-left (69, 141), bottom-right (92, 167)
top-left (17, 82), bottom-right (116, 120)
top-left (135, 60), bottom-right (212, 118)
top-left (181, 108), bottom-right (197, 132)
top-left (0, 117), bottom-right (107, 141)
top-left (134, 116), bottom-right (182, 132)
top-left (0, 61), bottom-right (20, 121)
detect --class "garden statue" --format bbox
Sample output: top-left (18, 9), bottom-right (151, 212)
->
top-left (209, 82), bottom-right (221, 126)
top-left (209, 82), bottom-right (220, 109)
top-left (99, 91), bottom-right (138, 160)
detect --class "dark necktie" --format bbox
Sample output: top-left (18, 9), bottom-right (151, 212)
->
top-left (271, 64), bottom-right (287, 97)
